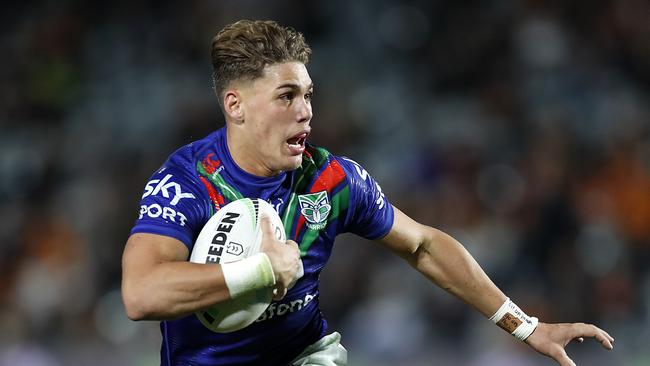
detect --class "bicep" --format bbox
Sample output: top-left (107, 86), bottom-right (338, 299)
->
top-left (122, 233), bottom-right (190, 279)
top-left (377, 205), bottom-right (434, 260)
top-left (121, 232), bottom-right (231, 320)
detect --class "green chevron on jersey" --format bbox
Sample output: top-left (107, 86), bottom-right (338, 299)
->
top-left (196, 161), bottom-right (243, 202)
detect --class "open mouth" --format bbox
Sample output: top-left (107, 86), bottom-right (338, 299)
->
top-left (286, 132), bottom-right (308, 149)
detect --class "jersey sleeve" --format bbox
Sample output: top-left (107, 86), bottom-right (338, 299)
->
top-left (130, 162), bottom-right (211, 250)
top-left (337, 157), bottom-right (394, 239)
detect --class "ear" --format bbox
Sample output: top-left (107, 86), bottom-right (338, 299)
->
top-left (223, 90), bottom-right (244, 123)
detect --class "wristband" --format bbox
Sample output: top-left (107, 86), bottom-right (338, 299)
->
top-left (489, 298), bottom-right (539, 341)
top-left (222, 253), bottom-right (276, 299)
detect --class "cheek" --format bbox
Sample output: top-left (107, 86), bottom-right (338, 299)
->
top-left (250, 122), bottom-right (282, 152)
top-left (256, 123), bottom-right (279, 140)
top-left (255, 112), bottom-right (287, 141)
top-left (245, 103), bottom-right (290, 149)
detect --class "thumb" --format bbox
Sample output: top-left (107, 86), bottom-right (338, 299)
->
top-left (260, 214), bottom-right (274, 238)
top-left (258, 214), bottom-right (275, 252)
top-left (553, 348), bottom-right (576, 366)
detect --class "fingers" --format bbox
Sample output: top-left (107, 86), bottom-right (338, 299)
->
top-left (285, 239), bottom-right (300, 254)
top-left (284, 240), bottom-right (303, 286)
top-left (263, 234), bottom-right (301, 299)
top-left (531, 322), bottom-right (614, 366)
top-left (285, 240), bottom-right (301, 263)
top-left (569, 323), bottom-right (614, 350)
top-left (597, 333), bottom-right (614, 350)
top-left (285, 239), bottom-right (299, 247)
top-left (258, 215), bottom-right (303, 300)
top-left (284, 240), bottom-right (301, 263)
top-left (599, 328), bottom-right (615, 346)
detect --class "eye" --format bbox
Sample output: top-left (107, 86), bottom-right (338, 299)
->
top-left (279, 93), bottom-right (293, 101)
top-left (305, 92), bottom-right (313, 102)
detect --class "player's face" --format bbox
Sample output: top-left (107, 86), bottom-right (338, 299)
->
top-left (235, 62), bottom-right (313, 176)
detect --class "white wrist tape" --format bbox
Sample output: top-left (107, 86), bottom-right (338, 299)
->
top-left (222, 253), bottom-right (276, 299)
top-left (489, 298), bottom-right (539, 341)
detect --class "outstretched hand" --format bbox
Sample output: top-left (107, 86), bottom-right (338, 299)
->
top-left (525, 322), bottom-right (614, 366)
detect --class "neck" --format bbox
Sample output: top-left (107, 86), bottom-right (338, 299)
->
top-left (225, 127), bottom-right (279, 177)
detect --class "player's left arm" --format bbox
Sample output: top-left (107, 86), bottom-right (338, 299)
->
top-left (377, 205), bottom-right (614, 366)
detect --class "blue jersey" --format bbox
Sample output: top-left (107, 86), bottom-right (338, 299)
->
top-left (131, 127), bottom-right (394, 366)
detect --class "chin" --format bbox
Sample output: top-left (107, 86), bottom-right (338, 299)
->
top-left (282, 156), bottom-right (303, 172)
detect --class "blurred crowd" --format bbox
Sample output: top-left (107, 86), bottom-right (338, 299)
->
top-left (1, 1), bottom-right (648, 365)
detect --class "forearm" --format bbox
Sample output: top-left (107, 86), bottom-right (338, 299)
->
top-left (122, 261), bottom-right (230, 321)
top-left (407, 227), bottom-right (507, 318)
top-left (381, 208), bottom-right (614, 363)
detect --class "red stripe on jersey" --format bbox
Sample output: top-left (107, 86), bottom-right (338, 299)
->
top-left (199, 176), bottom-right (225, 210)
top-left (310, 159), bottom-right (346, 194)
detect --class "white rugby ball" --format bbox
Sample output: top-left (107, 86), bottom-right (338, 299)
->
top-left (190, 198), bottom-right (286, 333)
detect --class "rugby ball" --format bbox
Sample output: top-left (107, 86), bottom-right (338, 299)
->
top-left (190, 198), bottom-right (286, 333)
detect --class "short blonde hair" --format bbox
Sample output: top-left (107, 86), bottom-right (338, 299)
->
top-left (211, 20), bottom-right (312, 100)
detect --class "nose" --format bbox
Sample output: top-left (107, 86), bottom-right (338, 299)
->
top-left (295, 98), bottom-right (312, 123)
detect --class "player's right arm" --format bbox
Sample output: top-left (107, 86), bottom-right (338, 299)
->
top-left (122, 220), bottom-right (300, 321)
top-left (122, 162), bottom-right (299, 321)
top-left (122, 222), bottom-right (300, 320)
top-left (122, 233), bottom-right (230, 320)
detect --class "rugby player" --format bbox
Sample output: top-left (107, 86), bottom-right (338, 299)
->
top-left (121, 20), bottom-right (614, 366)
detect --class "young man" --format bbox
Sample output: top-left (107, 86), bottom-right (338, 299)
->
top-left (121, 20), bottom-right (614, 366)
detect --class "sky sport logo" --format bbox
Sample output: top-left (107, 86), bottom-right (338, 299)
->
top-left (139, 204), bottom-right (188, 226)
top-left (142, 174), bottom-right (196, 205)
top-left (298, 191), bottom-right (331, 230)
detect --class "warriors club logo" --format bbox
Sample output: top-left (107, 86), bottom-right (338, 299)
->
top-left (297, 191), bottom-right (331, 230)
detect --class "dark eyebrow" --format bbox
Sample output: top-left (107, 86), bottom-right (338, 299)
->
top-left (276, 83), bottom-right (314, 91)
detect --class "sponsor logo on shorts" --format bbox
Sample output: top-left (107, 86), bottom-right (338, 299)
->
top-left (255, 292), bottom-right (317, 322)
top-left (298, 191), bottom-right (331, 230)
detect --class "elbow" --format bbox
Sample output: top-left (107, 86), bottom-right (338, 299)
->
top-left (122, 280), bottom-right (176, 321)
top-left (122, 283), bottom-right (154, 321)
top-left (124, 303), bottom-right (146, 321)
top-left (122, 290), bottom-right (146, 321)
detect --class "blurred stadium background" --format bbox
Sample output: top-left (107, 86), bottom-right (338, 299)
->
top-left (1, 0), bottom-right (649, 365)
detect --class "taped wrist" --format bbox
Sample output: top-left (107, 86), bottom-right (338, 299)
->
top-left (222, 253), bottom-right (276, 299)
top-left (489, 298), bottom-right (539, 341)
